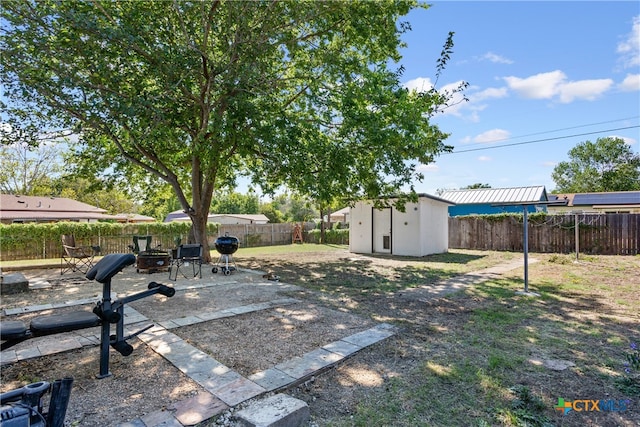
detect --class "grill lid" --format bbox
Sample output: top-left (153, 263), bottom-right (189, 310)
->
top-left (215, 234), bottom-right (239, 254)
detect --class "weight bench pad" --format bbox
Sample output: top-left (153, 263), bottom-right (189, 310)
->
top-left (0, 321), bottom-right (29, 340)
top-left (86, 253), bottom-right (135, 283)
top-left (30, 311), bottom-right (101, 336)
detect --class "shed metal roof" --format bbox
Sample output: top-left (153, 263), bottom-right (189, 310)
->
top-left (439, 186), bottom-right (548, 205)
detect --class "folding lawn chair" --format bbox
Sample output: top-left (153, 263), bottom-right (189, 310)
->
top-left (169, 243), bottom-right (203, 280)
top-left (128, 235), bottom-right (155, 254)
top-left (60, 234), bottom-right (100, 275)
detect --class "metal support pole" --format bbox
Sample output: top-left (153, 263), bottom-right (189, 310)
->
top-left (575, 213), bottom-right (579, 261)
top-left (97, 279), bottom-right (113, 379)
top-left (523, 206), bottom-right (529, 293)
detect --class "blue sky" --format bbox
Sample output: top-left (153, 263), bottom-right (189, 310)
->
top-left (396, 1), bottom-right (639, 194)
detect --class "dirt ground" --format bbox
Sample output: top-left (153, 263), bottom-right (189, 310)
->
top-left (1, 252), bottom-right (378, 426)
top-left (1, 248), bottom-right (639, 426)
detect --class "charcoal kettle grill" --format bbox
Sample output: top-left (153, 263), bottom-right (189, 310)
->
top-left (212, 233), bottom-right (238, 275)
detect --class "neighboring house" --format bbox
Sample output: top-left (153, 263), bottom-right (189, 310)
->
top-left (165, 210), bottom-right (269, 225)
top-left (440, 186), bottom-right (549, 217)
top-left (548, 191), bottom-right (640, 214)
top-left (0, 194), bottom-right (120, 224)
top-left (327, 207), bottom-right (350, 224)
top-left (349, 194), bottom-right (453, 257)
top-left (113, 213), bottom-right (158, 223)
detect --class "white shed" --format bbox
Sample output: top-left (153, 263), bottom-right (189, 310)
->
top-left (349, 194), bottom-right (454, 257)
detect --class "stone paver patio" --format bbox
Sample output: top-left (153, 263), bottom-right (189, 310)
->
top-left (1, 268), bottom-right (397, 426)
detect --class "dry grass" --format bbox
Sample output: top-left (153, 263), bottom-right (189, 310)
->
top-left (2, 247), bottom-right (639, 426)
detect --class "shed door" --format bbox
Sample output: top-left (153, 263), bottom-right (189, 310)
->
top-left (372, 207), bottom-right (391, 253)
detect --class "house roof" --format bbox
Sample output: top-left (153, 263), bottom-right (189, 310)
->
top-left (210, 214), bottom-right (269, 222)
top-left (573, 191), bottom-right (640, 205)
top-left (415, 193), bottom-right (457, 205)
top-left (0, 194), bottom-right (119, 222)
top-left (164, 210), bottom-right (269, 223)
top-left (549, 191), bottom-right (640, 207)
top-left (439, 186), bottom-right (548, 205)
top-left (330, 207), bottom-right (350, 216)
top-left (113, 213), bottom-right (157, 223)
top-left (548, 193), bottom-right (573, 205)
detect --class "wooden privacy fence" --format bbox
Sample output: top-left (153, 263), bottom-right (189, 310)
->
top-left (0, 222), bottom-right (316, 262)
top-left (449, 213), bottom-right (639, 255)
top-left (216, 223), bottom-right (316, 248)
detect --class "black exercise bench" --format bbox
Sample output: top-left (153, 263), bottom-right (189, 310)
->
top-left (1, 253), bottom-right (175, 378)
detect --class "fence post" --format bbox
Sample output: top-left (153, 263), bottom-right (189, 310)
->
top-left (573, 212), bottom-right (581, 261)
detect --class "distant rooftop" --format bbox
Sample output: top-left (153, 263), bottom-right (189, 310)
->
top-left (439, 186), bottom-right (548, 205)
top-left (0, 194), bottom-right (119, 222)
top-left (164, 210), bottom-right (269, 223)
top-left (550, 191), bottom-right (640, 206)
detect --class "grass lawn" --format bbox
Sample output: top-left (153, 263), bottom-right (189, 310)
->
top-left (236, 247), bottom-right (640, 426)
top-left (2, 244), bottom-right (638, 426)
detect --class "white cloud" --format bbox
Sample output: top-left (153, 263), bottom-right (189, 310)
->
top-left (417, 163), bottom-right (439, 172)
top-left (403, 77), bottom-right (434, 92)
top-left (503, 70), bottom-right (614, 103)
top-left (503, 70), bottom-right (566, 99)
top-left (404, 77), bottom-right (477, 118)
top-left (542, 161), bottom-right (557, 167)
top-left (425, 82), bottom-right (506, 120)
top-left (0, 122), bottom-right (12, 133)
top-left (618, 74), bottom-right (640, 92)
top-left (617, 15), bottom-right (640, 69)
top-left (473, 129), bottom-right (511, 144)
top-left (478, 52), bottom-right (514, 64)
top-left (469, 87), bottom-right (509, 102)
top-left (557, 79), bottom-right (613, 103)
top-left (429, 80), bottom-right (473, 117)
top-left (478, 156), bottom-right (492, 161)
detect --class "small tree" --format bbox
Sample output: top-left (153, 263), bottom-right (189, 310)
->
top-left (464, 183), bottom-right (491, 189)
top-left (211, 192), bottom-right (260, 215)
top-left (0, 141), bottom-right (64, 195)
top-left (552, 137), bottom-right (640, 193)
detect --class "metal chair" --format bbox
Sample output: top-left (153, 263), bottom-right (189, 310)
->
top-left (169, 244), bottom-right (203, 280)
top-left (60, 234), bottom-right (100, 275)
top-left (128, 235), bottom-right (155, 254)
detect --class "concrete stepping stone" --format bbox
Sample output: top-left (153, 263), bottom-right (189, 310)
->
top-left (1, 273), bottom-right (29, 294)
top-left (235, 394), bottom-right (310, 427)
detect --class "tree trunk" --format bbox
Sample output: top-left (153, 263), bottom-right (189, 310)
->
top-left (190, 210), bottom-right (212, 263)
top-left (319, 208), bottom-right (325, 244)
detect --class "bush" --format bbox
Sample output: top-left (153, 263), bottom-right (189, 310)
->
top-left (0, 221), bottom-right (220, 261)
top-left (306, 229), bottom-right (349, 245)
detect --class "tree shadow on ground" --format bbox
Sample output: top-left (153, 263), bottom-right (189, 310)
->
top-left (356, 251), bottom-right (487, 265)
top-left (242, 256), bottom-right (461, 297)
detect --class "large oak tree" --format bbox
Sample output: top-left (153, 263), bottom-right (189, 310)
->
top-left (552, 137), bottom-right (640, 193)
top-left (1, 0), bottom-right (462, 259)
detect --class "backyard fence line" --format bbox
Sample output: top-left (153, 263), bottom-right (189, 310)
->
top-left (0, 222), bottom-right (317, 262)
top-left (448, 213), bottom-right (639, 255)
top-left (2, 214), bottom-right (638, 262)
